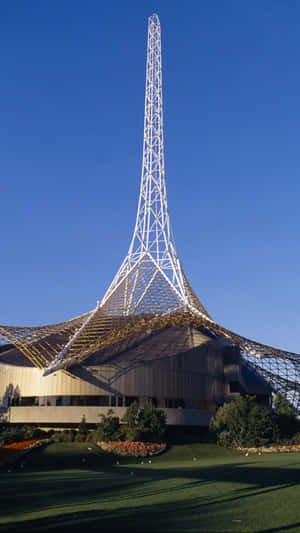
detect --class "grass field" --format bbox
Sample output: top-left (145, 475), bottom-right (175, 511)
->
top-left (1, 442), bottom-right (300, 533)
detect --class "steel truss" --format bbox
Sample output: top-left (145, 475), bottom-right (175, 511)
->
top-left (1, 14), bottom-right (300, 409)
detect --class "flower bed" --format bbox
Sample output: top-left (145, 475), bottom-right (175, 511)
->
top-left (238, 444), bottom-right (300, 454)
top-left (97, 441), bottom-right (166, 457)
top-left (0, 439), bottom-right (49, 465)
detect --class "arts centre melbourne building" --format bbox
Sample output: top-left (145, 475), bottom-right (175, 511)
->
top-left (1, 15), bottom-right (297, 428)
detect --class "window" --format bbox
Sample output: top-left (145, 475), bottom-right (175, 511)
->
top-left (20, 397), bottom-right (36, 406)
top-left (11, 395), bottom-right (112, 407)
top-left (110, 396), bottom-right (123, 407)
top-left (70, 396), bottom-right (109, 406)
top-left (70, 396), bottom-right (81, 406)
top-left (117, 396), bottom-right (123, 407)
top-left (96, 396), bottom-right (109, 407)
top-left (110, 396), bottom-right (116, 407)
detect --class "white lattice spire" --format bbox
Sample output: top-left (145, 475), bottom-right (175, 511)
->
top-left (102, 14), bottom-right (210, 319)
top-left (129, 14), bottom-right (174, 265)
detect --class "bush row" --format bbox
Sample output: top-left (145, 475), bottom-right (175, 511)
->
top-left (0, 401), bottom-right (167, 446)
top-left (210, 393), bottom-right (300, 448)
top-left (0, 425), bottom-right (50, 446)
top-left (52, 401), bottom-right (167, 444)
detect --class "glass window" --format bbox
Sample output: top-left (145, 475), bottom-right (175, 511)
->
top-left (117, 396), bottom-right (123, 407)
top-left (110, 396), bottom-right (116, 407)
top-left (20, 397), bottom-right (36, 406)
top-left (97, 396), bottom-right (109, 406)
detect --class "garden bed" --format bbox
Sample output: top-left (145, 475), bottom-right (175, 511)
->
top-left (0, 439), bottom-right (49, 466)
top-left (238, 444), bottom-right (300, 454)
top-left (97, 440), bottom-right (166, 457)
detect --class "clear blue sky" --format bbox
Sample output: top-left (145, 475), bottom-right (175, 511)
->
top-left (1, 1), bottom-right (300, 352)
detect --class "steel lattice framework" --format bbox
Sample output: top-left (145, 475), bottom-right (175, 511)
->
top-left (1, 14), bottom-right (300, 409)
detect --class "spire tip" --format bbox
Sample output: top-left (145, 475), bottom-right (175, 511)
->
top-left (149, 13), bottom-right (160, 25)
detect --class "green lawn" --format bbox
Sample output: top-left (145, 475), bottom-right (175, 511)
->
top-left (1, 442), bottom-right (300, 532)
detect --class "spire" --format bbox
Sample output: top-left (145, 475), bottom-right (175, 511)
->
top-left (129, 13), bottom-right (171, 264)
top-left (101, 14), bottom-right (210, 318)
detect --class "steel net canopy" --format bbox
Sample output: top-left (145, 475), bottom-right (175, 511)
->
top-left (1, 14), bottom-right (300, 410)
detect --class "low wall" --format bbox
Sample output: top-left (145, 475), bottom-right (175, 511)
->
top-left (8, 406), bottom-right (213, 426)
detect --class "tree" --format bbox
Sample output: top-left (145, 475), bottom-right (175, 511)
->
top-left (210, 395), bottom-right (279, 448)
top-left (137, 401), bottom-right (167, 442)
top-left (273, 393), bottom-right (296, 416)
top-left (273, 393), bottom-right (299, 440)
top-left (122, 401), bottom-right (139, 428)
top-left (122, 400), bottom-right (167, 442)
top-left (247, 404), bottom-right (279, 447)
top-left (78, 415), bottom-right (88, 437)
top-left (75, 414), bottom-right (89, 441)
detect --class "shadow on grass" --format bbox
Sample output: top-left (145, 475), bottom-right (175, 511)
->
top-left (1, 444), bottom-right (300, 532)
top-left (1, 496), bottom-right (300, 533)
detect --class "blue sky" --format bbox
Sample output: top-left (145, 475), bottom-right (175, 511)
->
top-left (1, 1), bottom-right (300, 352)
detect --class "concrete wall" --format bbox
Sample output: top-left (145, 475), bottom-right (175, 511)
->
top-left (8, 406), bottom-right (212, 426)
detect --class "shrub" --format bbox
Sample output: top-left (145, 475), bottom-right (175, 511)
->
top-left (86, 430), bottom-right (98, 443)
top-left (210, 395), bottom-right (279, 448)
top-left (97, 410), bottom-right (123, 441)
top-left (122, 401), bottom-right (139, 428)
top-left (0, 425), bottom-right (50, 446)
top-left (273, 394), bottom-right (299, 439)
top-left (78, 415), bottom-right (88, 438)
top-left (217, 430), bottom-right (233, 448)
top-left (51, 430), bottom-right (76, 443)
top-left (74, 431), bottom-right (87, 442)
top-left (121, 400), bottom-right (167, 443)
top-left (292, 433), bottom-right (300, 445)
top-left (24, 426), bottom-right (48, 440)
top-left (0, 426), bottom-right (27, 446)
top-left (137, 401), bottom-right (167, 442)
top-left (125, 427), bottom-right (143, 442)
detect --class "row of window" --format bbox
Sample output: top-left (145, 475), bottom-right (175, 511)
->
top-left (7, 395), bottom-right (214, 409)
top-left (9, 395), bottom-right (139, 407)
